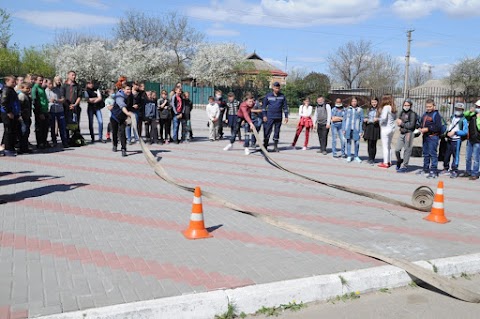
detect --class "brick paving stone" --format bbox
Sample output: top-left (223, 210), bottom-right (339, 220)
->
top-left (1, 107), bottom-right (479, 317)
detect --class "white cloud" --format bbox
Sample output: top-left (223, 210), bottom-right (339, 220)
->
top-left (294, 56), bottom-right (326, 63)
top-left (206, 23), bottom-right (240, 37)
top-left (186, 0), bottom-right (381, 28)
top-left (75, 0), bottom-right (108, 9)
top-left (392, 0), bottom-right (480, 19)
top-left (14, 11), bottom-right (118, 29)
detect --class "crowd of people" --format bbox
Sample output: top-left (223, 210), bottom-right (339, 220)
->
top-left (2, 74), bottom-right (480, 180)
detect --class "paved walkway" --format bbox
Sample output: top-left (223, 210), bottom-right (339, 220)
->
top-left (1, 108), bottom-right (479, 318)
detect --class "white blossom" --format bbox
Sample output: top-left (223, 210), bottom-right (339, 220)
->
top-left (190, 43), bottom-right (246, 85)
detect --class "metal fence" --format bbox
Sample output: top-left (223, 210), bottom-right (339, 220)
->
top-left (144, 81), bottom-right (214, 107)
top-left (329, 87), bottom-right (479, 119)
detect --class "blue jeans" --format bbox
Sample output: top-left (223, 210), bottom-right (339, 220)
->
top-left (331, 124), bottom-right (345, 156)
top-left (229, 118), bottom-right (250, 147)
top-left (422, 135), bottom-right (439, 173)
top-left (50, 112), bottom-right (67, 145)
top-left (443, 139), bottom-right (462, 171)
top-left (87, 107), bottom-right (103, 140)
top-left (345, 130), bottom-right (359, 158)
top-left (172, 115), bottom-right (186, 141)
top-left (126, 112), bottom-right (139, 141)
top-left (467, 142), bottom-right (480, 177)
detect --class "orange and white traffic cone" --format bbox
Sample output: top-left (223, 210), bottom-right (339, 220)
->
top-left (183, 186), bottom-right (213, 239)
top-left (424, 181), bottom-right (450, 224)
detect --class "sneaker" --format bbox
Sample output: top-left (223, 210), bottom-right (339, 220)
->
top-left (397, 167), bottom-right (408, 173)
top-left (378, 163), bottom-right (390, 168)
top-left (341, 154), bottom-right (347, 159)
top-left (302, 146), bottom-right (307, 151)
top-left (416, 170), bottom-right (428, 176)
top-left (4, 150), bottom-right (17, 157)
top-left (322, 151), bottom-right (327, 155)
top-left (354, 157), bottom-right (362, 163)
top-left (459, 172), bottom-right (471, 178)
top-left (121, 149), bottom-right (127, 157)
top-left (346, 156), bottom-right (352, 163)
top-left (439, 169), bottom-right (450, 176)
top-left (165, 140), bottom-right (170, 145)
top-left (223, 143), bottom-right (233, 151)
top-left (396, 159), bottom-right (403, 170)
top-left (99, 139), bottom-right (107, 144)
top-left (469, 175), bottom-right (479, 180)
top-left (112, 146), bottom-right (117, 152)
top-left (450, 171), bottom-right (459, 179)
top-left (427, 171), bottom-right (438, 179)
top-left (244, 148), bottom-right (250, 155)
top-left (128, 140), bottom-right (134, 145)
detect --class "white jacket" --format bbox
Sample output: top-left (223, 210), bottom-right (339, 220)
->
top-left (298, 104), bottom-right (312, 118)
top-left (206, 102), bottom-right (220, 121)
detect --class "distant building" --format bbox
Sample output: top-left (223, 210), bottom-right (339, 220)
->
top-left (238, 52), bottom-right (288, 88)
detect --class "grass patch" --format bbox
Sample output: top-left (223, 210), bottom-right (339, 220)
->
top-left (339, 275), bottom-right (348, 286)
top-left (460, 272), bottom-right (472, 280)
top-left (379, 288), bottom-right (391, 294)
top-left (328, 292), bottom-right (360, 304)
top-left (255, 305), bottom-right (281, 317)
top-left (215, 303), bottom-right (241, 319)
top-left (280, 301), bottom-right (306, 312)
top-left (408, 281), bottom-right (418, 288)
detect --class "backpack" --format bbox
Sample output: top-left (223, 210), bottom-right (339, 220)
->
top-left (431, 112), bottom-right (447, 137)
top-left (144, 101), bottom-right (156, 119)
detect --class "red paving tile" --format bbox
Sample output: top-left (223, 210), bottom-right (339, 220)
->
top-left (0, 232), bottom-right (254, 290)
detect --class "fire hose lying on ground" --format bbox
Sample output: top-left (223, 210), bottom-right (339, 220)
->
top-left (131, 116), bottom-right (480, 303)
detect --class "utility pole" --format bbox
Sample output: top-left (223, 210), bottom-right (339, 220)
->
top-left (403, 29), bottom-right (414, 99)
top-left (284, 54), bottom-right (288, 88)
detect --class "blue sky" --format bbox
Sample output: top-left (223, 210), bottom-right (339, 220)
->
top-left (8, 0), bottom-right (480, 80)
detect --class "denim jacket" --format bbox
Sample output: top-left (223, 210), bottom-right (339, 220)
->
top-left (342, 106), bottom-right (364, 139)
top-left (331, 106), bottom-right (345, 128)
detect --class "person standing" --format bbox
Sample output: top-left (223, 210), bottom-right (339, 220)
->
top-left (417, 99), bottom-right (443, 178)
top-left (85, 80), bottom-right (105, 144)
top-left (0, 76), bottom-right (20, 157)
top-left (17, 82), bottom-right (33, 154)
top-left (46, 78), bottom-right (68, 148)
top-left (225, 92), bottom-right (241, 140)
top-left (378, 94), bottom-right (397, 168)
top-left (262, 82), bottom-right (288, 152)
top-left (342, 97), bottom-right (364, 163)
top-left (183, 91), bottom-right (193, 141)
top-left (110, 83), bottom-right (133, 157)
top-left (463, 101), bottom-right (480, 180)
top-left (395, 99), bottom-right (417, 172)
top-left (214, 90), bottom-right (226, 139)
top-left (206, 96), bottom-right (220, 141)
top-left (143, 90), bottom-right (159, 144)
top-left (440, 103), bottom-right (468, 178)
top-left (32, 75), bottom-right (50, 149)
top-left (292, 97), bottom-right (313, 150)
top-left (330, 98), bottom-right (346, 158)
top-left (61, 71), bottom-right (82, 139)
top-left (157, 90), bottom-right (171, 144)
top-left (313, 95), bottom-right (331, 155)
top-left (171, 86), bottom-right (185, 143)
top-left (363, 97), bottom-right (381, 164)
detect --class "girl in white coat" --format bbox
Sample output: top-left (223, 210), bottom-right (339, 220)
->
top-left (292, 97), bottom-right (313, 150)
top-left (378, 94), bottom-right (397, 168)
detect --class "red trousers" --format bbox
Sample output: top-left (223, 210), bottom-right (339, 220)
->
top-left (292, 124), bottom-right (310, 147)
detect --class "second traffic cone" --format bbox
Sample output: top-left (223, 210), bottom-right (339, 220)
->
top-left (424, 181), bottom-right (450, 224)
top-left (183, 186), bottom-right (213, 239)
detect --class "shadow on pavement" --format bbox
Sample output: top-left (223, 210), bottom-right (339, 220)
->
top-left (0, 175), bottom-right (61, 187)
top-left (0, 182), bottom-right (88, 204)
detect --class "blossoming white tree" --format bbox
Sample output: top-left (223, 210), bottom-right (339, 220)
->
top-left (111, 39), bottom-right (175, 82)
top-left (190, 43), bottom-right (247, 85)
top-left (54, 41), bottom-right (114, 85)
top-left (54, 39), bottom-right (176, 86)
